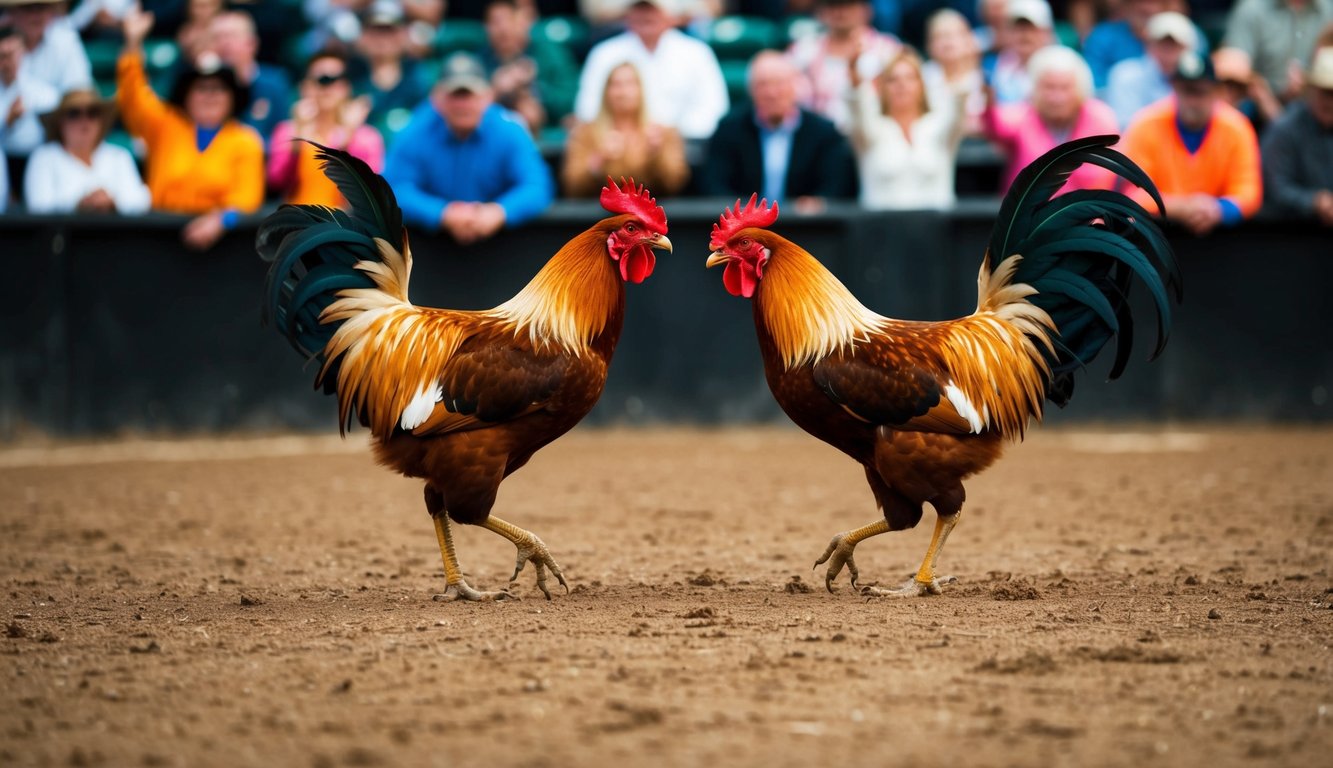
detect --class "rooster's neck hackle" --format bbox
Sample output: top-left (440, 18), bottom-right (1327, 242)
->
top-left (755, 238), bottom-right (883, 369)
top-left (491, 226), bottom-right (623, 354)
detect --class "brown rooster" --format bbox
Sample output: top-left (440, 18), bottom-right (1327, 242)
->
top-left (258, 145), bottom-right (672, 601)
top-left (705, 137), bottom-right (1181, 597)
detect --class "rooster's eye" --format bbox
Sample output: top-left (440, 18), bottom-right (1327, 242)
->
top-left (625, 223), bottom-right (637, 233)
top-left (740, 238), bottom-right (752, 248)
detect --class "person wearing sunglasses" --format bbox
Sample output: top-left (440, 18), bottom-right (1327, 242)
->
top-left (116, 4), bottom-right (264, 250)
top-left (267, 51), bottom-right (384, 208)
top-left (24, 87), bottom-right (149, 213)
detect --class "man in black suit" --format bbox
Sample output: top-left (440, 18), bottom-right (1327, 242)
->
top-left (701, 50), bottom-right (858, 211)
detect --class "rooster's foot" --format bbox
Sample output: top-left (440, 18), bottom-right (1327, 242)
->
top-left (509, 534), bottom-right (568, 600)
top-left (812, 520), bottom-right (891, 593)
top-left (813, 533), bottom-right (862, 592)
top-left (860, 575), bottom-right (957, 598)
top-left (433, 581), bottom-right (516, 602)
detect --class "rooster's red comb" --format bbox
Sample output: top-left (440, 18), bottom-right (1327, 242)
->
top-left (710, 194), bottom-right (779, 250)
top-left (600, 177), bottom-right (667, 233)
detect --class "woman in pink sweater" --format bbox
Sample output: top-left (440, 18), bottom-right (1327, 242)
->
top-left (983, 45), bottom-right (1119, 193)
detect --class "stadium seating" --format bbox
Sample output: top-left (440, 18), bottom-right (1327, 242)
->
top-left (706, 16), bottom-right (782, 61)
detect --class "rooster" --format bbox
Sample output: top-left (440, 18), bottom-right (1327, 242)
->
top-left (257, 144), bottom-right (672, 601)
top-left (705, 136), bottom-right (1181, 597)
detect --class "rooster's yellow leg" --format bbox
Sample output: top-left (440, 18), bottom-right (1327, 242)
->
top-left (813, 519), bottom-right (890, 592)
top-left (481, 516), bottom-right (568, 600)
top-left (432, 515), bottom-right (514, 602)
top-left (862, 513), bottom-right (961, 598)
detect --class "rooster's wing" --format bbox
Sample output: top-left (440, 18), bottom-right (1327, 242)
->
top-left (811, 332), bottom-right (979, 436)
top-left (406, 339), bottom-right (577, 436)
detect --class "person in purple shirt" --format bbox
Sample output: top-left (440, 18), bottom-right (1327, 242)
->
top-left (382, 52), bottom-right (555, 244)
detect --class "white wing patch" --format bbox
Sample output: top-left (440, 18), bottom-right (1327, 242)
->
top-left (944, 381), bottom-right (987, 434)
top-left (400, 382), bottom-right (443, 430)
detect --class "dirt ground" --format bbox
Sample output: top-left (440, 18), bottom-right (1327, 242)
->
top-left (1, 426), bottom-right (1330, 768)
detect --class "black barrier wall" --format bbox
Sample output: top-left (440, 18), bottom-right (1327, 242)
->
top-left (2, 201), bottom-right (1330, 437)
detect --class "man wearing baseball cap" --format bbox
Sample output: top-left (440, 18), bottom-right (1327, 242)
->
top-left (1122, 50), bottom-right (1263, 236)
top-left (1261, 46), bottom-right (1333, 225)
top-left (1105, 11), bottom-right (1199, 127)
top-left (382, 51), bottom-right (554, 244)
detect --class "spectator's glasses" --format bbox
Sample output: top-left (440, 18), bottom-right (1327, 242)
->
top-left (310, 73), bottom-right (347, 87)
top-left (64, 106), bottom-right (104, 121)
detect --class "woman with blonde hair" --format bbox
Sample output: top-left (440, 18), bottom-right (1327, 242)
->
top-left (846, 47), bottom-right (968, 210)
top-left (560, 61), bottom-right (689, 198)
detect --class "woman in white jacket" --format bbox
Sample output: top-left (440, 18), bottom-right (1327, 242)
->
top-left (24, 88), bottom-right (149, 214)
top-left (846, 48), bottom-right (967, 210)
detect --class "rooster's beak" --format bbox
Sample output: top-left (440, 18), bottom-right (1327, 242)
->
top-left (650, 234), bottom-right (673, 253)
top-left (705, 251), bottom-right (730, 269)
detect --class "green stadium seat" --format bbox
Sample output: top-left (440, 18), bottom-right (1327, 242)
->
top-left (1054, 21), bottom-right (1080, 51)
top-left (533, 15), bottom-right (589, 52)
top-left (435, 19), bottom-right (488, 57)
top-left (708, 16), bottom-right (781, 61)
top-left (783, 15), bottom-right (821, 46)
top-left (86, 39), bottom-right (121, 84)
top-left (720, 58), bottom-right (749, 106)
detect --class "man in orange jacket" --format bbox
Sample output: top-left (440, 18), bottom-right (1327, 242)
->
top-left (1122, 50), bottom-right (1263, 236)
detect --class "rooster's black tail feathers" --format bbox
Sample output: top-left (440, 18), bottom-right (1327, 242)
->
top-left (986, 135), bottom-right (1182, 407)
top-left (256, 142), bottom-right (404, 392)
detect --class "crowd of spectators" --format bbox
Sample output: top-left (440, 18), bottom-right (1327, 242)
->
top-left (0, 0), bottom-right (1331, 247)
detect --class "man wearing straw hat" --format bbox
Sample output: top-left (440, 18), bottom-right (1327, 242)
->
top-left (1261, 46), bottom-right (1333, 225)
top-left (23, 86), bottom-right (149, 213)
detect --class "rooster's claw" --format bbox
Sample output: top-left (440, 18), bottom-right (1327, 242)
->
top-left (813, 532), bottom-right (862, 592)
top-left (510, 534), bottom-right (568, 601)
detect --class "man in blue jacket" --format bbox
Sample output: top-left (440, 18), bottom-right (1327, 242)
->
top-left (384, 52), bottom-right (554, 244)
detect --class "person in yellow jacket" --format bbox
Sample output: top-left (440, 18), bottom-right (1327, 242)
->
top-left (117, 5), bottom-right (264, 250)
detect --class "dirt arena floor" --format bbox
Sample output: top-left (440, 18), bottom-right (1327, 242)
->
top-left (1, 426), bottom-right (1330, 768)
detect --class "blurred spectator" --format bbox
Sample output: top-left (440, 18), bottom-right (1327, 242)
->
top-left (24, 87), bottom-right (149, 213)
top-left (0, 25), bottom-right (59, 200)
top-left (922, 7), bottom-right (985, 136)
top-left (984, 0), bottom-right (1053, 105)
top-left (176, 0), bottom-right (223, 64)
top-left (1214, 46), bottom-right (1282, 132)
top-left (479, 0), bottom-right (578, 134)
top-left (383, 52), bottom-right (554, 243)
top-left (1260, 46), bottom-right (1333, 225)
top-left (561, 61), bottom-right (689, 197)
top-left (67, 0), bottom-right (133, 34)
top-left (701, 51), bottom-right (858, 211)
top-left (1105, 11), bottom-right (1196, 127)
top-left (1122, 51), bottom-right (1263, 235)
top-left (268, 51), bottom-right (383, 208)
top-left (352, 0), bottom-right (430, 129)
top-left (1082, 0), bottom-right (1163, 90)
top-left (983, 44), bottom-right (1119, 192)
top-left (4, 0), bottom-right (92, 93)
top-left (847, 48), bottom-right (967, 209)
top-left (206, 10), bottom-right (291, 142)
top-left (117, 6), bottom-right (264, 250)
top-left (303, 0), bottom-right (442, 59)
top-left (574, 0), bottom-right (729, 141)
top-left (1224, 0), bottom-right (1333, 105)
top-left (973, 0), bottom-right (1009, 55)
top-left (786, 0), bottom-right (901, 134)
